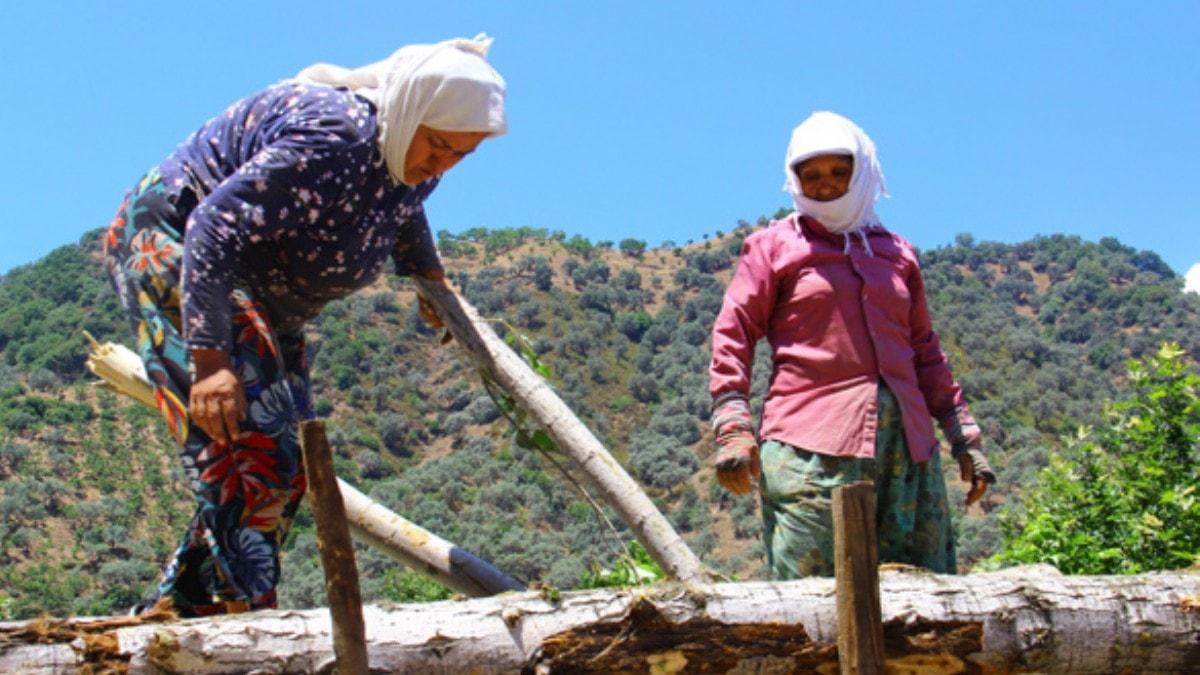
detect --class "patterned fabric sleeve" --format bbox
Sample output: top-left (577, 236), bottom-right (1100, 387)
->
top-left (181, 122), bottom-right (373, 351)
top-left (391, 206), bottom-right (444, 277)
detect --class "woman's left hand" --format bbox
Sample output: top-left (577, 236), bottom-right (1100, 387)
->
top-left (415, 269), bottom-right (452, 341)
top-left (957, 449), bottom-right (996, 506)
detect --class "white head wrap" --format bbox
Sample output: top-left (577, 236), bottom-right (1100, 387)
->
top-left (783, 111), bottom-right (887, 235)
top-left (295, 34), bottom-right (507, 185)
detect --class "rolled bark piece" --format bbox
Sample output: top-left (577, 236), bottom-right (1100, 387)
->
top-left (415, 277), bottom-right (708, 585)
top-left (301, 421), bottom-right (369, 675)
top-left (833, 481), bottom-right (885, 674)
top-left (82, 331), bottom-right (157, 409)
top-left (337, 477), bottom-right (524, 596)
top-left (4, 566), bottom-right (1197, 673)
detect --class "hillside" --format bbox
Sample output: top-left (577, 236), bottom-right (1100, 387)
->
top-left (1, 221), bottom-right (1197, 619)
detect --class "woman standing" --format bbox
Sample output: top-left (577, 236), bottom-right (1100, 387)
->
top-left (103, 35), bottom-right (506, 615)
top-left (708, 112), bottom-right (995, 578)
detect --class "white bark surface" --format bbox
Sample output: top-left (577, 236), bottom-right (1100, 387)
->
top-left (3, 565), bottom-right (1197, 674)
top-left (339, 478), bottom-right (524, 596)
top-left (415, 277), bottom-right (708, 585)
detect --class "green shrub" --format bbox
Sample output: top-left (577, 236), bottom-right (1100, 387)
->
top-left (991, 343), bottom-right (1199, 573)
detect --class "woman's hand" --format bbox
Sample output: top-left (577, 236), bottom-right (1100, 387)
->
top-left (415, 269), bottom-right (453, 342)
top-left (711, 397), bottom-right (760, 495)
top-left (714, 434), bottom-right (761, 495)
top-left (941, 406), bottom-right (996, 506)
top-left (957, 448), bottom-right (996, 506)
top-left (190, 348), bottom-right (246, 443)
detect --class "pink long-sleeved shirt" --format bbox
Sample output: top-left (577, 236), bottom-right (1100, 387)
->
top-left (709, 213), bottom-right (966, 462)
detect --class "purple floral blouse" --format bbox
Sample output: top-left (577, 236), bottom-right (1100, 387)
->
top-left (158, 82), bottom-right (442, 351)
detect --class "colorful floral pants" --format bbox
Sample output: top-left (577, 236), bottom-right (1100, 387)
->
top-left (103, 169), bottom-right (311, 616)
top-left (759, 384), bottom-right (956, 579)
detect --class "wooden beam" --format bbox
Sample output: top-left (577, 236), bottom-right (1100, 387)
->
top-left (337, 477), bottom-right (524, 596)
top-left (833, 481), bottom-right (885, 674)
top-left (415, 277), bottom-right (708, 584)
top-left (301, 420), bottom-right (369, 675)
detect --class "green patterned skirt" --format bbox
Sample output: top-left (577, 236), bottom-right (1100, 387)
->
top-left (758, 384), bottom-right (956, 578)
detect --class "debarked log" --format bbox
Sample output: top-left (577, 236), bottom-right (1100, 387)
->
top-left (415, 277), bottom-right (707, 585)
top-left (338, 477), bottom-right (525, 597)
top-left (3, 565), bottom-right (1197, 674)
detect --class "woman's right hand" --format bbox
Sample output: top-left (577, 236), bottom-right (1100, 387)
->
top-left (189, 348), bottom-right (246, 443)
top-left (714, 434), bottom-right (761, 495)
top-left (711, 397), bottom-right (761, 495)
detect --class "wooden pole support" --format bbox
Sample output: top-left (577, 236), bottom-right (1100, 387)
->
top-left (832, 481), bottom-right (885, 675)
top-left (414, 277), bottom-right (708, 584)
top-left (301, 420), bottom-right (370, 675)
top-left (337, 477), bottom-right (525, 596)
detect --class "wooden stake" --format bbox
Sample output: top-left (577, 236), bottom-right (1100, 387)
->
top-left (301, 420), bottom-right (369, 675)
top-left (832, 481), bottom-right (885, 674)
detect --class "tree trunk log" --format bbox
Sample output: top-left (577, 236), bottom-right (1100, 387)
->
top-left (4, 566), bottom-right (1197, 674)
top-left (415, 277), bottom-right (708, 585)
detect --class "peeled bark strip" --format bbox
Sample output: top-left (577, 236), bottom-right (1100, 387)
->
top-left (337, 477), bottom-right (525, 596)
top-left (415, 277), bottom-right (708, 585)
top-left (301, 421), bottom-right (369, 675)
top-left (4, 565), bottom-right (1196, 674)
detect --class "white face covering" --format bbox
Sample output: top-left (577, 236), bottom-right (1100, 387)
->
top-left (295, 34), bottom-right (507, 185)
top-left (783, 112), bottom-right (887, 234)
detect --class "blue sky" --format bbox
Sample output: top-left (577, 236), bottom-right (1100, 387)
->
top-left (2, 2), bottom-right (1197, 278)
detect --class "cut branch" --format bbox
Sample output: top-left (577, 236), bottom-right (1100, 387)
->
top-left (833, 481), bottom-right (885, 674)
top-left (337, 477), bottom-right (524, 596)
top-left (415, 277), bottom-right (707, 584)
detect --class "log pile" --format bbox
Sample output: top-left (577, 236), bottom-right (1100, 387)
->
top-left (2, 565), bottom-right (1197, 673)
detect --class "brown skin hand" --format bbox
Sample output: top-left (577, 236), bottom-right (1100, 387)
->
top-left (794, 153), bottom-right (854, 202)
top-left (958, 453), bottom-right (989, 506)
top-left (403, 125), bottom-right (490, 185)
top-left (189, 348), bottom-right (246, 443)
top-left (415, 269), bottom-right (449, 333)
top-left (716, 459), bottom-right (760, 495)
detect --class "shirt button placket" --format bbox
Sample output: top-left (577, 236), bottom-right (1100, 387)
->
top-left (849, 245), bottom-right (884, 458)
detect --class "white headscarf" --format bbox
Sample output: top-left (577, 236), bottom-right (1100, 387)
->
top-left (783, 112), bottom-right (887, 236)
top-left (295, 34), bottom-right (507, 185)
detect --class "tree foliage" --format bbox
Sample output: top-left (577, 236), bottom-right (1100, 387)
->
top-left (991, 343), bottom-right (1199, 573)
top-left (2, 221), bottom-right (1198, 617)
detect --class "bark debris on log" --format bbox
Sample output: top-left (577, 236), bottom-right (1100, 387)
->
top-left (2, 565), bottom-right (1197, 674)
